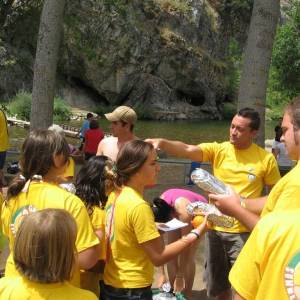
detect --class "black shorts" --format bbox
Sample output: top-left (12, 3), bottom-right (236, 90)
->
top-left (103, 284), bottom-right (152, 300)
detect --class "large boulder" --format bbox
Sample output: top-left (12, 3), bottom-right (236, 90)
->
top-left (61, 0), bottom-right (240, 119)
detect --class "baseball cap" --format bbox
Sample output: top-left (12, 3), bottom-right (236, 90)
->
top-left (105, 106), bottom-right (137, 124)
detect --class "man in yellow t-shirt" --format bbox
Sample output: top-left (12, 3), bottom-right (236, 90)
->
top-left (0, 108), bottom-right (9, 189)
top-left (208, 99), bottom-right (300, 299)
top-left (146, 108), bottom-right (280, 300)
top-left (104, 186), bottom-right (160, 289)
top-left (229, 210), bottom-right (300, 300)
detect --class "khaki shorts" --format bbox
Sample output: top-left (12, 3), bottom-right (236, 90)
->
top-left (204, 230), bottom-right (249, 297)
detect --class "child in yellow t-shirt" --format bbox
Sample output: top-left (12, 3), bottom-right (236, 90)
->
top-left (1, 130), bottom-right (99, 287)
top-left (75, 155), bottom-right (115, 298)
top-left (0, 209), bottom-right (97, 300)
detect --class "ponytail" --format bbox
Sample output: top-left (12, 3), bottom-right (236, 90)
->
top-left (7, 174), bottom-right (27, 200)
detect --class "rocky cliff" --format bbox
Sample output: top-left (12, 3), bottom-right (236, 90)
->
top-left (0, 0), bottom-right (253, 120)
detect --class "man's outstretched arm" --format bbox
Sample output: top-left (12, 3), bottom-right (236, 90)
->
top-left (145, 138), bottom-right (203, 162)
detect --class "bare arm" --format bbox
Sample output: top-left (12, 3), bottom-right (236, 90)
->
top-left (243, 196), bottom-right (267, 215)
top-left (78, 243), bottom-right (101, 270)
top-left (140, 221), bottom-right (207, 266)
top-left (96, 139), bottom-right (104, 156)
top-left (174, 197), bottom-right (193, 223)
top-left (209, 187), bottom-right (260, 231)
top-left (234, 293), bottom-right (245, 300)
top-left (145, 138), bottom-right (203, 161)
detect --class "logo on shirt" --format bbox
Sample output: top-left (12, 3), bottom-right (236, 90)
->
top-left (284, 251), bottom-right (300, 299)
top-left (10, 205), bottom-right (37, 236)
top-left (247, 168), bottom-right (256, 182)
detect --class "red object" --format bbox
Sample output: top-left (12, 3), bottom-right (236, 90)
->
top-left (84, 128), bottom-right (104, 154)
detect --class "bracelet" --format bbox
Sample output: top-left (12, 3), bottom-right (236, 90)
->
top-left (189, 230), bottom-right (200, 239)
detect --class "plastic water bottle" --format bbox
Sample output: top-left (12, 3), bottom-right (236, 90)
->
top-left (191, 168), bottom-right (229, 195)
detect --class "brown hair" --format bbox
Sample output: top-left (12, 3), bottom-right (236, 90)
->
top-left (7, 130), bottom-right (70, 199)
top-left (75, 155), bottom-right (116, 212)
top-left (120, 120), bottom-right (134, 132)
top-left (116, 140), bottom-right (153, 186)
top-left (14, 209), bottom-right (77, 283)
top-left (285, 97), bottom-right (300, 131)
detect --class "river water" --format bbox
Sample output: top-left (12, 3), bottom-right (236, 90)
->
top-left (8, 119), bottom-right (278, 151)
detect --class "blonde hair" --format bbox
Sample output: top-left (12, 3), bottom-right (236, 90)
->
top-left (14, 209), bottom-right (77, 283)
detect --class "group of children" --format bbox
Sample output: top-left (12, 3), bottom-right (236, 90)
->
top-left (0, 129), bottom-right (208, 299)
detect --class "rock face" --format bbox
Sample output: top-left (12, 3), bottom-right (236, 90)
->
top-left (62, 0), bottom-right (231, 119)
top-left (0, 0), bottom-right (252, 120)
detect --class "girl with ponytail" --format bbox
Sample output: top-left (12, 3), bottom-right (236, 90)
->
top-left (1, 130), bottom-right (100, 287)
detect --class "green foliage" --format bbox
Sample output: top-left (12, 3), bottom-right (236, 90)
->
top-left (8, 91), bottom-right (72, 121)
top-left (272, 24), bottom-right (300, 94)
top-left (222, 102), bottom-right (237, 120)
top-left (8, 91), bottom-right (32, 120)
top-left (224, 39), bottom-right (242, 102)
top-left (53, 97), bottom-right (72, 121)
top-left (266, 1), bottom-right (300, 119)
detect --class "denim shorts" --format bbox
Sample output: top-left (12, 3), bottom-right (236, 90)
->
top-left (204, 230), bottom-right (250, 297)
top-left (0, 151), bottom-right (6, 169)
top-left (103, 284), bottom-right (152, 300)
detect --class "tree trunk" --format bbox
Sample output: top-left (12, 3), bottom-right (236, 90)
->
top-left (237, 0), bottom-right (280, 147)
top-left (30, 0), bottom-right (66, 130)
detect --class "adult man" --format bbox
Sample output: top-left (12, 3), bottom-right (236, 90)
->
top-left (208, 99), bottom-right (300, 299)
top-left (210, 99), bottom-right (300, 230)
top-left (96, 106), bottom-right (137, 161)
top-left (0, 108), bottom-right (9, 190)
top-left (146, 108), bottom-right (280, 300)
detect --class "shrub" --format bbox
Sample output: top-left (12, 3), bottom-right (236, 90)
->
top-left (53, 97), bottom-right (72, 121)
top-left (8, 91), bottom-right (32, 120)
top-left (8, 91), bottom-right (72, 121)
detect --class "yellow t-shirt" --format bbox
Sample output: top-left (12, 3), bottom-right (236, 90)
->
top-left (261, 161), bottom-right (300, 217)
top-left (80, 206), bottom-right (106, 296)
top-left (1, 181), bottom-right (99, 287)
top-left (199, 142), bottom-right (280, 233)
top-left (0, 276), bottom-right (97, 300)
top-left (0, 193), bottom-right (7, 251)
top-left (91, 206), bottom-right (106, 261)
top-left (63, 157), bottom-right (75, 179)
top-left (229, 210), bottom-right (300, 300)
top-left (0, 109), bottom-right (9, 152)
top-left (104, 186), bottom-right (160, 288)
